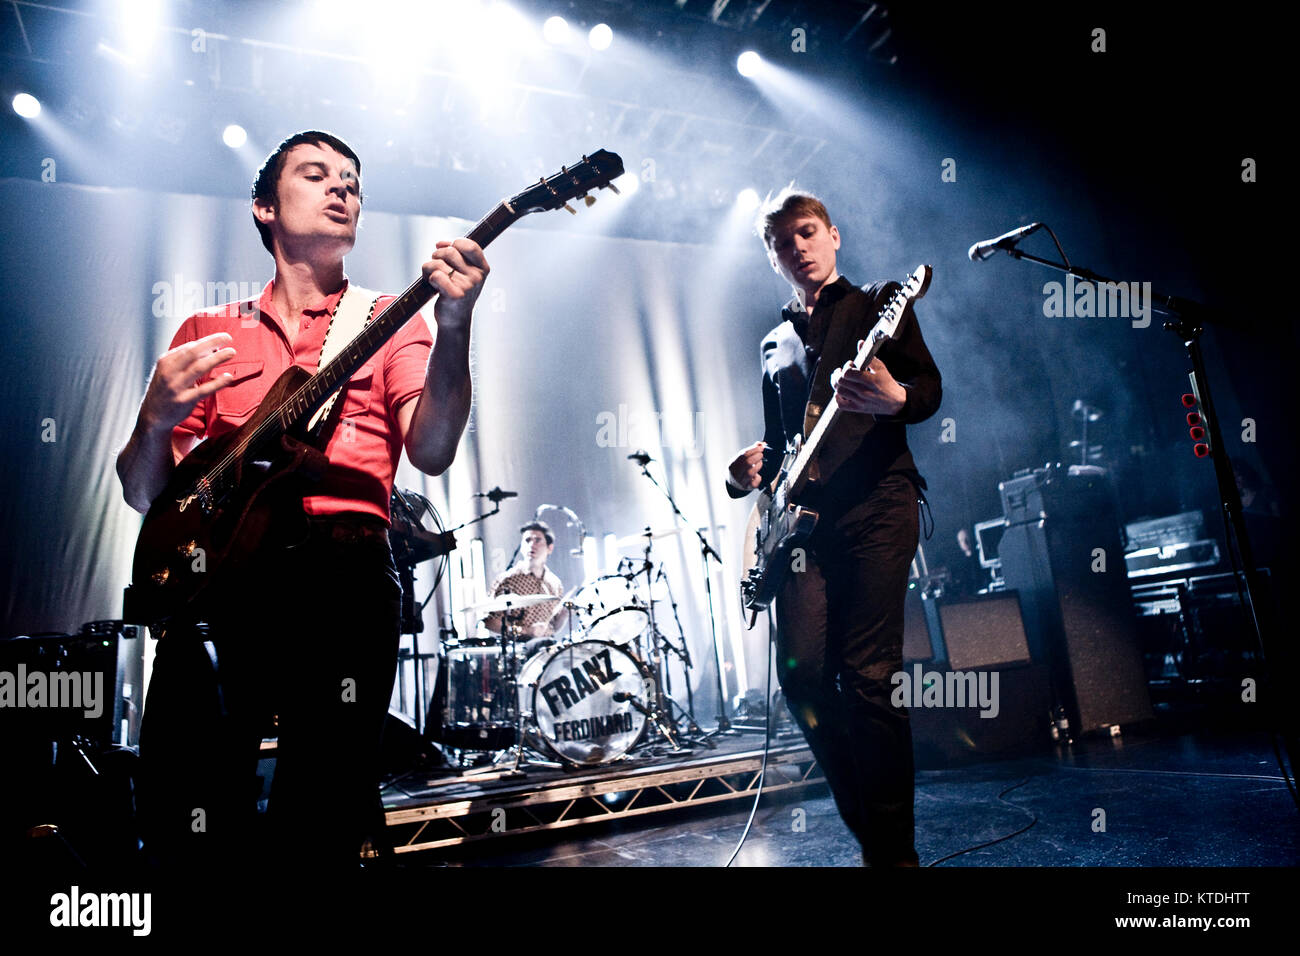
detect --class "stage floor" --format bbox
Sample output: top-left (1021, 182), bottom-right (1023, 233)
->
top-left (383, 727), bottom-right (1298, 867)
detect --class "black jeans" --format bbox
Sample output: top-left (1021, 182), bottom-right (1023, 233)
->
top-left (775, 472), bottom-right (920, 865)
top-left (136, 514), bottom-right (401, 875)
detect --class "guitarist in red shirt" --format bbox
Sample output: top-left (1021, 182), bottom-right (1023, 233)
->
top-left (726, 189), bottom-right (941, 866)
top-left (116, 131), bottom-right (488, 873)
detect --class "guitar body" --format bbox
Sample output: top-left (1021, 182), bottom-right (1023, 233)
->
top-left (124, 365), bottom-right (328, 627)
top-left (740, 449), bottom-right (820, 616)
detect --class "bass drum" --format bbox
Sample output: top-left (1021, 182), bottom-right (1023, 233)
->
top-left (523, 641), bottom-right (650, 766)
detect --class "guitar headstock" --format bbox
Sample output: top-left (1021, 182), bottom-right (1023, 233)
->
top-left (509, 148), bottom-right (626, 216)
top-left (904, 264), bottom-right (933, 301)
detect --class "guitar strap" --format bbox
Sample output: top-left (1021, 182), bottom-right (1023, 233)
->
top-left (306, 283), bottom-right (381, 434)
top-left (801, 279), bottom-right (889, 438)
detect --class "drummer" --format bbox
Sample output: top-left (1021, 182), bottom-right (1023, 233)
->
top-left (483, 521), bottom-right (568, 655)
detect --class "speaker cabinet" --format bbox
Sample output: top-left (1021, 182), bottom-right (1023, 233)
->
top-left (938, 592), bottom-right (1032, 670)
top-left (998, 484), bottom-right (1153, 735)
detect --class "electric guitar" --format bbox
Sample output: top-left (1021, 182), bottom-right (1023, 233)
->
top-left (124, 149), bottom-right (625, 629)
top-left (739, 264), bottom-right (933, 623)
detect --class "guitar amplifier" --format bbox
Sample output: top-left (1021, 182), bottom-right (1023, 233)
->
top-left (999, 462), bottom-right (1111, 526)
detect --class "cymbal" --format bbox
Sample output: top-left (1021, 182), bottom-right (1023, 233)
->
top-left (614, 526), bottom-right (684, 547)
top-left (459, 592), bottom-right (560, 617)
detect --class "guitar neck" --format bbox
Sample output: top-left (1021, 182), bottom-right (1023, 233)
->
top-left (281, 207), bottom-right (515, 432)
top-left (784, 332), bottom-right (889, 496)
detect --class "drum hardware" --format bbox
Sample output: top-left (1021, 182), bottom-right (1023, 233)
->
top-left (390, 488), bottom-right (458, 736)
top-left (614, 519), bottom-right (687, 752)
top-left (424, 487), bottom-right (713, 772)
top-left (624, 450), bottom-right (729, 738)
top-left (394, 483), bottom-right (515, 741)
top-left (613, 526), bottom-right (684, 547)
top-left (653, 564), bottom-right (713, 747)
top-left (457, 592), bottom-right (561, 619)
top-left (534, 503), bottom-right (588, 557)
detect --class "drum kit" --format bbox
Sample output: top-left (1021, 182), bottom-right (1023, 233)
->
top-left (434, 525), bottom-right (707, 770)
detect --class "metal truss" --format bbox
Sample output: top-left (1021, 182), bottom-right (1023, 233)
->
top-left (384, 743), bottom-right (823, 853)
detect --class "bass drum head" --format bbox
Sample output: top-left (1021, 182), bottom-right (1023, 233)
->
top-left (584, 606), bottom-right (650, 646)
top-left (529, 641), bottom-right (648, 766)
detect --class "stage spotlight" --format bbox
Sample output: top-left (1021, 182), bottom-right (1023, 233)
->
top-left (121, 0), bottom-right (164, 58)
top-left (613, 171), bottom-right (639, 197)
top-left (588, 23), bottom-right (613, 50)
top-left (543, 16), bottom-right (569, 45)
top-left (737, 50), bottom-right (762, 77)
top-left (736, 188), bottom-right (760, 212)
top-left (222, 124), bottom-right (247, 148)
top-left (12, 93), bottom-right (41, 118)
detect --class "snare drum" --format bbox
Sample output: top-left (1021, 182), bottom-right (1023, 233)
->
top-left (523, 640), bottom-right (650, 766)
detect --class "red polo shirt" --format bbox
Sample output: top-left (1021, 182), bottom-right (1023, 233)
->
top-left (169, 279), bottom-right (434, 523)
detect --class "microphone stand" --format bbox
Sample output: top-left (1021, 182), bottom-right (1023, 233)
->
top-left (630, 456), bottom-right (736, 735)
top-left (986, 235), bottom-right (1281, 745)
top-left (658, 566), bottom-right (712, 746)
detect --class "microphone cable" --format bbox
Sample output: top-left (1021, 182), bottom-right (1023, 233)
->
top-left (724, 608), bottom-right (776, 867)
top-left (925, 776), bottom-right (1039, 866)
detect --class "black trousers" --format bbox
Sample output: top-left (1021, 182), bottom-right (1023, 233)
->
top-left (775, 472), bottom-right (920, 866)
top-left (136, 514), bottom-right (402, 875)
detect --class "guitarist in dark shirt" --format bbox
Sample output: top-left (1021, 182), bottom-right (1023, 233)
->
top-left (115, 131), bottom-right (488, 873)
top-left (726, 189), bottom-right (941, 866)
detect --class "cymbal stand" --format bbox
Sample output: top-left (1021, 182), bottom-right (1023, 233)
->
top-left (631, 534), bottom-right (682, 751)
top-left (657, 566), bottom-right (712, 745)
top-left (631, 458), bottom-right (735, 734)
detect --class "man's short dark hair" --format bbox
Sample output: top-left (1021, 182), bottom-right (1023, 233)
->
top-left (250, 130), bottom-right (363, 253)
top-left (520, 520), bottom-right (554, 545)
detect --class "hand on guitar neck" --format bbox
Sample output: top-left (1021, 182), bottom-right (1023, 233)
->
top-left (828, 342), bottom-right (907, 417)
top-left (422, 237), bottom-right (491, 331)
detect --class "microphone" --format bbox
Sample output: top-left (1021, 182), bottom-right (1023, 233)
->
top-left (612, 692), bottom-right (632, 702)
top-left (968, 222), bottom-right (1042, 262)
top-left (627, 449), bottom-right (653, 466)
top-left (475, 487), bottom-right (518, 503)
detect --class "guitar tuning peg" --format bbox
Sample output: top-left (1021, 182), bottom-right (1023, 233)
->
top-left (563, 202), bottom-right (577, 215)
top-left (583, 194), bottom-right (596, 207)
top-left (606, 182), bottom-right (621, 195)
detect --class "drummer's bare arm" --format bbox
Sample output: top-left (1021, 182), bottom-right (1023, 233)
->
top-left (481, 575), bottom-right (506, 634)
top-left (546, 575), bottom-right (567, 633)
